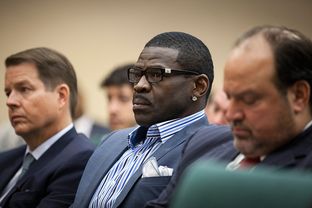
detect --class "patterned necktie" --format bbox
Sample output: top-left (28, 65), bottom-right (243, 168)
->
top-left (18, 153), bottom-right (35, 180)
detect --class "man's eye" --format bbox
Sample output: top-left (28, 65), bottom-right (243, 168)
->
top-left (5, 91), bottom-right (11, 97)
top-left (243, 96), bottom-right (257, 105)
top-left (133, 72), bottom-right (142, 78)
top-left (149, 72), bottom-right (161, 77)
top-left (147, 69), bottom-right (162, 77)
top-left (20, 87), bottom-right (32, 93)
top-left (130, 69), bottom-right (142, 78)
top-left (120, 95), bottom-right (131, 103)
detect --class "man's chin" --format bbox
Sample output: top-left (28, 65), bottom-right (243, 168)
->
top-left (111, 124), bottom-right (126, 130)
top-left (134, 114), bottom-right (154, 127)
top-left (13, 125), bottom-right (30, 137)
top-left (234, 138), bottom-right (255, 155)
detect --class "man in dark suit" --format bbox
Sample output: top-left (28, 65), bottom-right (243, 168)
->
top-left (71, 31), bottom-right (232, 208)
top-left (0, 47), bottom-right (95, 208)
top-left (147, 25), bottom-right (312, 207)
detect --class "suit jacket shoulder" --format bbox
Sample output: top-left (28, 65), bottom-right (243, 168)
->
top-left (180, 124), bottom-right (235, 172)
top-left (259, 124), bottom-right (312, 170)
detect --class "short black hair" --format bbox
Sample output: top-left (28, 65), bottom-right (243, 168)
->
top-left (101, 63), bottom-right (133, 87)
top-left (235, 25), bottom-right (312, 111)
top-left (145, 32), bottom-right (214, 99)
top-left (5, 47), bottom-right (78, 118)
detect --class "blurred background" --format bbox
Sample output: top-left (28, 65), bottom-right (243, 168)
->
top-left (1, 0), bottom-right (311, 125)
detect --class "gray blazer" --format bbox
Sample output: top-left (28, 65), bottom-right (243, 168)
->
top-left (71, 117), bottom-right (209, 208)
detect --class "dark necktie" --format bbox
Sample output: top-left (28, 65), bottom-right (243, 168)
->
top-left (18, 153), bottom-right (35, 180)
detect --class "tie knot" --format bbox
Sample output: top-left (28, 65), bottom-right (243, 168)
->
top-left (239, 157), bottom-right (261, 169)
top-left (18, 153), bottom-right (35, 180)
top-left (23, 153), bottom-right (35, 167)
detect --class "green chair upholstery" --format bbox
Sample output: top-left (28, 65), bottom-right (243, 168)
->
top-left (170, 160), bottom-right (312, 208)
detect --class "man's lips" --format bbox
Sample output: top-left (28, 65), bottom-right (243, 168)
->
top-left (133, 95), bottom-right (151, 110)
top-left (10, 115), bottom-right (26, 124)
top-left (133, 95), bottom-right (151, 105)
top-left (109, 117), bottom-right (122, 125)
top-left (231, 127), bottom-right (250, 138)
top-left (11, 115), bottom-right (24, 120)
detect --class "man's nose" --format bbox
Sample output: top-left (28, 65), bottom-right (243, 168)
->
top-left (108, 100), bottom-right (120, 114)
top-left (225, 100), bottom-right (244, 123)
top-left (6, 91), bottom-right (20, 108)
top-left (133, 75), bottom-right (151, 93)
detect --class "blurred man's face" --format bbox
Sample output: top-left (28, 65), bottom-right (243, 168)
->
top-left (223, 35), bottom-right (298, 158)
top-left (205, 90), bottom-right (229, 125)
top-left (106, 84), bottom-right (136, 130)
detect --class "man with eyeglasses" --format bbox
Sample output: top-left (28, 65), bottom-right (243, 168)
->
top-left (71, 32), bottom-right (232, 208)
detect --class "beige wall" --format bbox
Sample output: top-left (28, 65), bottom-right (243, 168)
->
top-left (1, 0), bottom-right (312, 125)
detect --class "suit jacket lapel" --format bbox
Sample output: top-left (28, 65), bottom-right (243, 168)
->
top-left (0, 147), bottom-right (24, 192)
top-left (0, 147), bottom-right (25, 207)
top-left (113, 117), bottom-right (208, 208)
top-left (76, 129), bottom-right (132, 207)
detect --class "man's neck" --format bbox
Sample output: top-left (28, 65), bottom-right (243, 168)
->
top-left (23, 118), bottom-right (72, 151)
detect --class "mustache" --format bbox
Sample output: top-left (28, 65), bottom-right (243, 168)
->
top-left (230, 120), bottom-right (247, 129)
top-left (133, 94), bottom-right (152, 105)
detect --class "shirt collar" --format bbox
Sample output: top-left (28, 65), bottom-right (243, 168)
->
top-left (304, 119), bottom-right (312, 131)
top-left (128, 110), bottom-right (205, 148)
top-left (26, 123), bottom-right (74, 160)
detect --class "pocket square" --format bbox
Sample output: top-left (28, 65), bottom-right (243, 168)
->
top-left (142, 156), bottom-right (173, 178)
top-left (158, 165), bottom-right (173, 176)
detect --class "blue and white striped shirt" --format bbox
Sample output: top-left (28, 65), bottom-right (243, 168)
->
top-left (89, 110), bottom-right (205, 208)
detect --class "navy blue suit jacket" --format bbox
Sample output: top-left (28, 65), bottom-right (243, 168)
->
top-left (72, 117), bottom-right (209, 208)
top-left (0, 127), bottom-right (95, 208)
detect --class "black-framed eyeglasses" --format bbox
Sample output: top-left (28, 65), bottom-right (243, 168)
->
top-left (128, 67), bottom-right (200, 83)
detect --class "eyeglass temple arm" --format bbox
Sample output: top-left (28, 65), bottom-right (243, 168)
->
top-left (164, 68), bottom-right (199, 75)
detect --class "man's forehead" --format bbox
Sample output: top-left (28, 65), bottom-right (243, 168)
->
top-left (137, 47), bottom-right (179, 63)
top-left (232, 35), bottom-right (272, 58)
top-left (225, 36), bottom-right (274, 77)
top-left (106, 84), bottom-right (132, 91)
top-left (6, 63), bottom-right (39, 79)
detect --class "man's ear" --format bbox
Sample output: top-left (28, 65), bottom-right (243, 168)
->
top-left (288, 80), bottom-right (310, 114)
top-left (56, 84), bottom-right (70, 109)
top-left (193, 74), bottom-right (209, 98)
